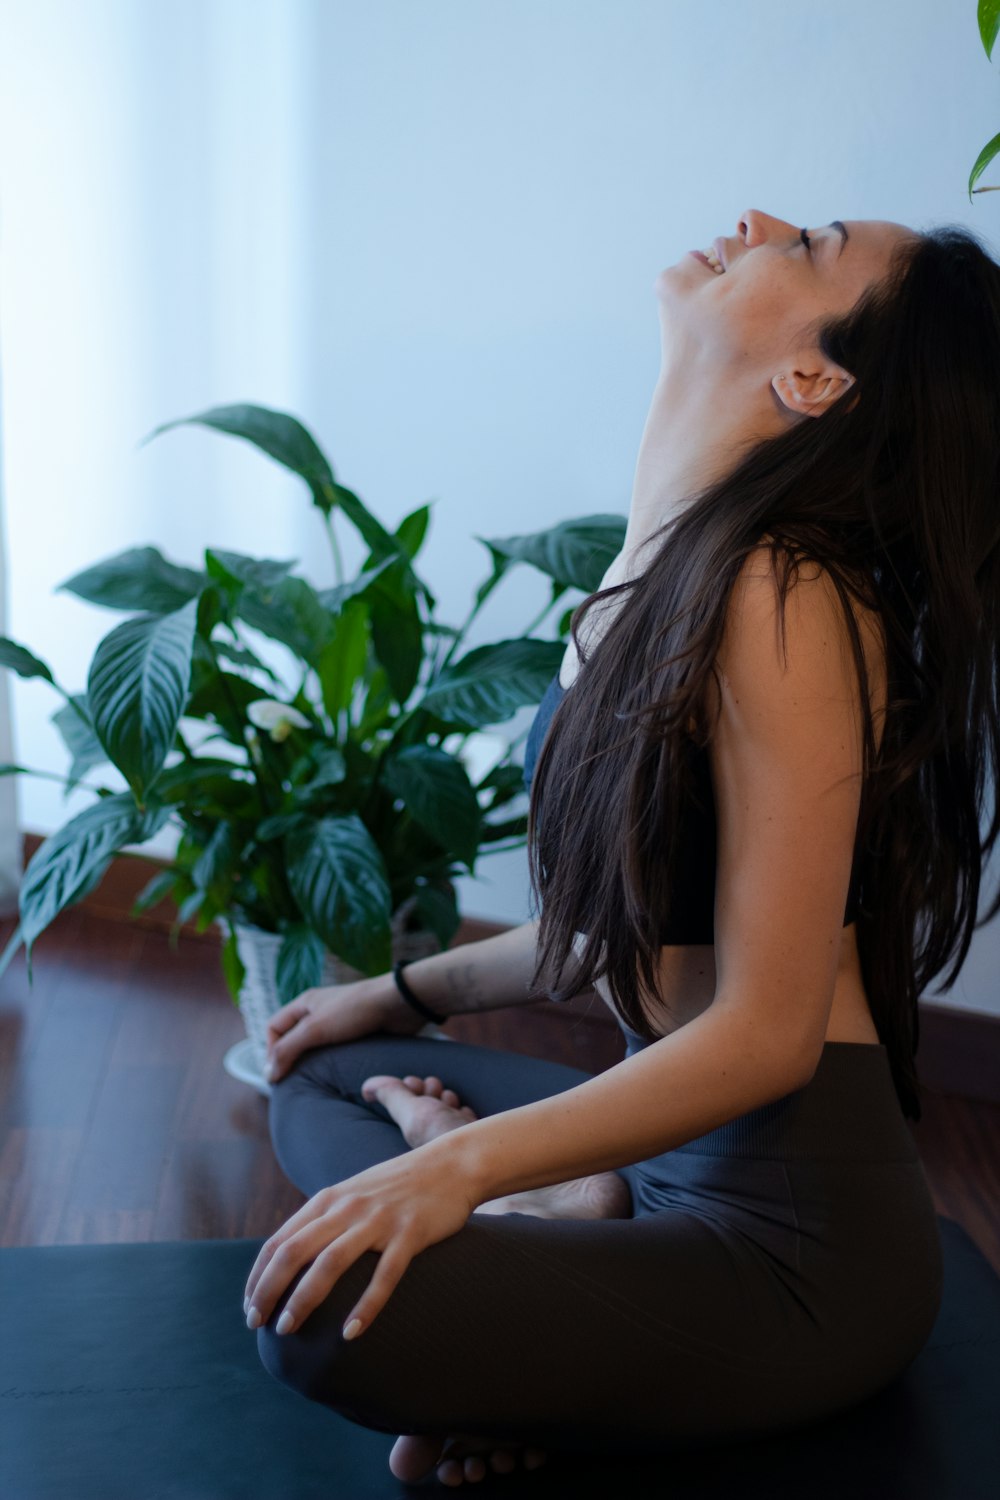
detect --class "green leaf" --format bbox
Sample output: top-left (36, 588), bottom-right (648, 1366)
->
top-left (480, 514), bottom-right (627, 593)
top-left (131, 868), bottom-right (177, 917)
top-left (980, 0), bottom-right (1000, 59)
top-left (51, 696), bottom-right (108, 793)
top-left (969, 129), bottom-right (1000, 199)
top-left (221, 923), bottom-right (247, 1006)
top-left (556, 603), bottom-right (577, 637)
top-left (190, 819), bottom-right (236, 893)
top-left (0, 637), bottom-right (56, 685)
top-left (323, 480), bottom-right (404, 563)
top-left (419, 638), bottom-right (565, 728)
top-left (297, 745), bottom-right (347, 794)
top-left (152, 760), bottom-right (255, 814)
top-left (382, 745), bottom-right (481, 869)
top-left (87, 599), bottom-right (199, 799)
top-left (393, 503), bottom-right (432, 561)
top-left (410, 884), bottom-right (460, 951)
top-left (256, 811), bottom-right (311, 841)
top-left (145, 402), bottom-right (338, 508)
top-left (317, 598), bottom-right (369, 722)
top-left (58, 546), bottom-right (205, 613)
top-left (19, 794), bottom-right (170, 964)
top-left (204, 550), bottom-right (298, 594)
top-left (316, 552), bottom-right (398, 613)
top-left (275, 923), bottom-right (326, 1004)
top-left (285, 814), bottom-right (392, 975)
top-left (367, 559), bottom-right (423, 706)
top-left (213, 640), bottom-right (283, 683)
top-left (236, 575), bottom-right (334, 663)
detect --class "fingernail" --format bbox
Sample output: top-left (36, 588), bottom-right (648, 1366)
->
top-left (246, 1306), bottom-right (262, 1330)
top-left (276, 1310), bottom-right (295, 1335)
top-left (243, 1295), bottom-right (249, 1316)
top-left (343, 1318), bottom-right (362, 1341)
top-left (263, 1060), bottom-right (275, 1080)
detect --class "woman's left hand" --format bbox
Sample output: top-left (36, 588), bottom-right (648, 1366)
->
top-left (243, 1144), bottom-right (479, 1341)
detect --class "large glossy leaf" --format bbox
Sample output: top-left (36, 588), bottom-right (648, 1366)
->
top-left (393, 503), bottom-right (432, 562)
top-left (285, 814), bottom-right (391, 975)
top-left (146, 402), bottom-right (338, 506)
top-left (19, 794), bottom-right (170, 966)
top-left (0, 637), bottom-right (56, 685)
top-left (479, 514), bottom-right (626, 593)
top-left (367, 559), bottom-right (423, 705)
top-left (58, 546), bottom-right (206, 613)
top-left (315, 552), bottom-right (398, 613)
top-left (317, 598), bottom-right (369, 722)
top-left (87, 599), bottom-right (199, 798)
top-left (275, 923), bottom-right (326, 1004)
top-left (419, 638), bottom-right (565, 728)
top-left (51, 697), bottom-right (108, 793)
top-left (980, 0), bottom-right (1000, 59)
top-left (204, 550), bottom-right (298, 594)
top-left (382, 745), bottom-right (481, 869)
top-left (236, 576), bottom-right (334, 663)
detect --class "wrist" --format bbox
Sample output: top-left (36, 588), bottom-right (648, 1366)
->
top-left (361, 969), bottom-right (439, 1034)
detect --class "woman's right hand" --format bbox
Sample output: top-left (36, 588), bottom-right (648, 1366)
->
top-left (263, 978), bottom-right (426, 1083)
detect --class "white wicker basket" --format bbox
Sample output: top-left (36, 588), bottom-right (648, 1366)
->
top-left (221, 898), bottom-right (453, 1095)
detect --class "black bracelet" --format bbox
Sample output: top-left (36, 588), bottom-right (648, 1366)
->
top-left (392, 960), bottom-right (447, 1026)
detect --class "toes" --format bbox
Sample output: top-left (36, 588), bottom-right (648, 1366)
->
top-left (436, 1457), bottom-right (466, 1487)
top-left (441, 1087), bottom-right (460, 1106)
top-left (387, 1432), bottom-right (448, 1483)
top-left (360, 1074), bottom-right (397, 1100)
top-left (423, 1075), bottom-right (444, 1096)
top-left (489, 1449), bottom-right (517, 1474)
top-left (524, 1447), bottom-right (548, 1469)
top-left (402, 1075), bottom-right (424, 1090)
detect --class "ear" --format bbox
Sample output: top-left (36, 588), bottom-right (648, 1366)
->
top-left (771, 365), bottom-right (856, 420)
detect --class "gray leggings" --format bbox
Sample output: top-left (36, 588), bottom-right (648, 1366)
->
top-left (255, 1033), bottom-right (943, 1457)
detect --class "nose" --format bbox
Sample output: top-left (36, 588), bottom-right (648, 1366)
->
top-left (736, 209), bottom-right (799, 248)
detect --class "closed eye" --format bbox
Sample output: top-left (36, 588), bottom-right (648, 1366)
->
top-left (799, 226), bottom-right (812, 254)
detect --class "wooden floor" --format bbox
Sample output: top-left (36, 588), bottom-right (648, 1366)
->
top-left (1, 905), bottom-right (997, 1274)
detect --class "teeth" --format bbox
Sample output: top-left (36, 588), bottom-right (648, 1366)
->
top-left (703, 248), bottom-right (724, 274)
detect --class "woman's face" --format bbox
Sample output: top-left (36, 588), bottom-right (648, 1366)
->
top-left (655, 209), bottom-right (918, 394)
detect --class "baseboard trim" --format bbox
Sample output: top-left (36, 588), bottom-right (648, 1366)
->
top-left (18, 830), bottom-right (1000, 1102)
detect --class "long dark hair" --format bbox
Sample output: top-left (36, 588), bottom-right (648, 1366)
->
top-left (526, 224), bottom-right (1000, 1123)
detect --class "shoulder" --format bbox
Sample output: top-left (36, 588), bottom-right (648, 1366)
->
top-left (714, 536), bottom-right (887, 750)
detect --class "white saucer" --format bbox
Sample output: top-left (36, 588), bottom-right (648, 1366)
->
top-left (223, 1024), bottom-right (456, 1099)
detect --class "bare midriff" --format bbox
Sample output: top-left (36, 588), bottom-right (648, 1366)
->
top-left (559, 552), bottom-right (885, 1048)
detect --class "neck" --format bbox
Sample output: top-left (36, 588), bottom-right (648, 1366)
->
top-left (622, 364), bottom-right (783, 571)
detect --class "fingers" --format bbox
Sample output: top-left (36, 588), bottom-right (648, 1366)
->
top-left (265, 998), bottom-right (314, 1080)
top-left (337, 1239), bottom-right (413, 1342)
top-left (243, 1187), bottom-right (336, 1310)
top-left (247, 1218), bottom-right (412, 1346)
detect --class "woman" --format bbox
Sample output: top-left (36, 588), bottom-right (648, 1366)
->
top-left (245, 209), bottom-right (1000, 1488)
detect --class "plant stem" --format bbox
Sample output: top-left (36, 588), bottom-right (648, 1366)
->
top-left (323, 512), bottom-right (345, 587)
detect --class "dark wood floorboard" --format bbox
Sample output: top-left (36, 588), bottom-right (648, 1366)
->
top-left (1, 907), bottom-right (997, 1274)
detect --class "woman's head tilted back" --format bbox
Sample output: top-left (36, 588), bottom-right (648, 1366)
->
top-left (527, 208), bottom-right (1000, 1122)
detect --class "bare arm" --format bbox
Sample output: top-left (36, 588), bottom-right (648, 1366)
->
top-left (366, 918), bottom-right (550, 1024)
top-left (425, 1000), bottom-right (812, 1201)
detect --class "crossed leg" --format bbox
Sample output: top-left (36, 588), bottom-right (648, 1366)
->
top-left (357, 1067), bottom-right (631, 1484)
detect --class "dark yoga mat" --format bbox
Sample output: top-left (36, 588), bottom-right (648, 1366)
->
top-left (1, 1216), bottom-right (997, 1500)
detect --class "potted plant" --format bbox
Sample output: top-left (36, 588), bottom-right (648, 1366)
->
top-left (0, 403), bottom-right (625, 1088)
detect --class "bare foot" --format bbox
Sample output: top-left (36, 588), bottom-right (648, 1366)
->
top-left (358, 1072), bottom-right (632, 1220)
top-left (359, 1071), bottom-right (630, 1485)
top-left (389, 1431), bottom-right (548, 1486)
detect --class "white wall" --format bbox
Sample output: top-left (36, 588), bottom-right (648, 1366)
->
top-left (0, 0), bottom-right (997, 1012)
